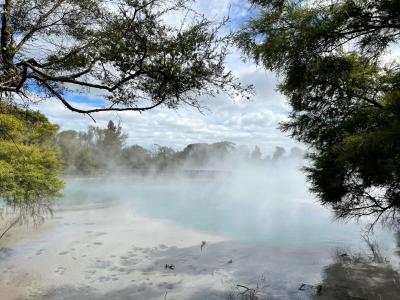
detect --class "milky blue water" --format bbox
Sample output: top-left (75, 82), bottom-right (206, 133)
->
top-left (59, 163), bottom-right (396, 254)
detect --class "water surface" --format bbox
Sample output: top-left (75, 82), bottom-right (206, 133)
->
top-left (1, 164), bottom-right (399, 300)
top-left (60, 168), bottom-right (394, 252)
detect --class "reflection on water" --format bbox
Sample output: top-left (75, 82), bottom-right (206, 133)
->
top-left (317, 252), bottom-right (400, 300)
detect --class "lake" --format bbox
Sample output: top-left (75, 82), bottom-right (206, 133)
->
top-left (1, 162), bottom-right (399, 299)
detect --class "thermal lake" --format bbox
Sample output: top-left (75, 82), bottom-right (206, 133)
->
top-left (1, 161), bottom-right (399, 299)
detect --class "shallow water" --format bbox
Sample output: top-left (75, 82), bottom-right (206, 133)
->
top-left (1, 163), bottom-right (399, 299)
top-left (60, 166), bottom-right (394, 253)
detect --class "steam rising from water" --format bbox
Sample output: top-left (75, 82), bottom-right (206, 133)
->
top-left (60, 158), bottom-right (394, 253)
top-left (1, 156), bottom-right (398, 300)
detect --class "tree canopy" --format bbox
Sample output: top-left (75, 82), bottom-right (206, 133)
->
top-left (56, 121), bottom-right (303, 175)
top-left (0, 0), bottom-right (251, 118)
top-left (57, 120), bottom-right (128, 174)
top-left (0, 103), bottom-right (63, 239)
top-left (237, 0), bottom-right (400, 226)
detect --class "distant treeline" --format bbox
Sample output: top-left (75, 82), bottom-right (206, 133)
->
top-left (56, 121), bottom-right (305, 176)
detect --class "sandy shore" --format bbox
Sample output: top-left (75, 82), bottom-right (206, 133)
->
top-left (0, 205), bottom-right (333, 300)
top-left (0, 206), bottom-right (225, 299)
top-left (1, 204), bottom-right (399, 300)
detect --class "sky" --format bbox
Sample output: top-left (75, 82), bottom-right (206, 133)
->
top-left (35, 0), bottom-right (303, 156)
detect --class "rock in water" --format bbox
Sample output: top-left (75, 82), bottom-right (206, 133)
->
top-left (200, 241), bottom-right (206, 251)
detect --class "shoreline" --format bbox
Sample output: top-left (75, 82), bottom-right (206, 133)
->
top-left (1, 205), bottom-right (399, 299)
top-left (0, 205), bottom-right (330, 300)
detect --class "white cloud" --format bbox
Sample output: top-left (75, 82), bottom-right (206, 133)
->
top-left (34, 0), bottom-right (302, 156)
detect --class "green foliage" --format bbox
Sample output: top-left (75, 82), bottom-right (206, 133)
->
top-left (0, 104), bottom-right (63, 226)
top-left (238, 0), bottom-right (400, 225)
top-left (180, 141), bottom-right (237, 167)
top-left (272, 146), bottom-right (285, 160)
top-left (1, 0), bottom-right (251, 115)
top-left (56, 121), bottom-right (127, 175)
top-left (74, 149), bottom-right (94, 176)
top-left (96, 121), bottom-right (128, 164)
top-left (251, 146), bottom-right (262, 161)
top-left (57, 123), bottom-right (298, 175)
top-left (122, 145), bottom-right (151, 170)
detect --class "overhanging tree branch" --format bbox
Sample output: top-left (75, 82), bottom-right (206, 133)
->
top-left (0, 0), bottom-right (251, 114)
top-left (41, 80), bottom-right (168, 114)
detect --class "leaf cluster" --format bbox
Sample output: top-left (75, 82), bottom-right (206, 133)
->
top-left (0, 103), bottom-right (63, 224)
top-left (1, 0), bottom-right (252, 117)
top-left (238, 0), bottom-right (400, 226)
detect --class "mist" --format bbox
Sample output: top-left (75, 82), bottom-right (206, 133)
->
top-left (2, 121), bottom-right (399, 300)
top-left (60, 155), bottom-right (393, 252)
